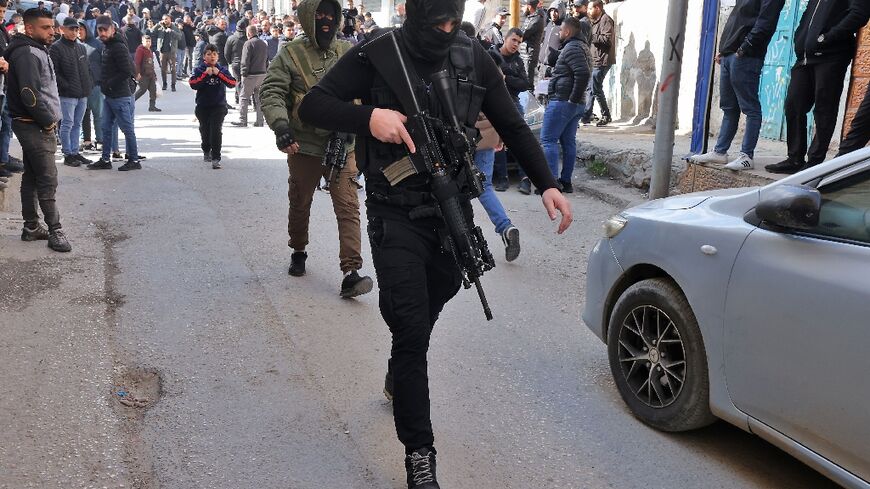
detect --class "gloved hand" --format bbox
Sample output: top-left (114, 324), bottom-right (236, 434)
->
top-left (272, 120), bottom-right (297, 152)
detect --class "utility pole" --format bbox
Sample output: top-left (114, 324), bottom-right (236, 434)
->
top-left (510, 0), bottom-right (520, 28)
top-left (649, 0), bottom-right (690, 200)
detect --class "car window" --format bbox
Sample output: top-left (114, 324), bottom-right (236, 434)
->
top-left (806, 171), bottom-right (870, 244)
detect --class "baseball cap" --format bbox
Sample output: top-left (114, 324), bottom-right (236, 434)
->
top-left (573, 0), bottom-right (589, 6)
top-left (95, 15), bottom-right (114, 28)
top-left (521, 0), bottom-right (540, 6)
top-left (62, 16), bottom-right (80, 28)
top-left (496, 7), bottom-right (510, 15)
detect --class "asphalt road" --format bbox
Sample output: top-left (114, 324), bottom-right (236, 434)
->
top-left (0, 84), bottom-right (839, 489)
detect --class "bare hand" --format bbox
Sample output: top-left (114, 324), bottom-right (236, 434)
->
top-left (715, 53), bottom-right (721, 64)
top-left (369, 108), bottom-right (416, 153)
top-left (0, 57), bottom-right (8, 73)
top-left (542, 187), bottom-right (573, 234)
top-left (136, 73), bottom-right (141, 80)
top-left (280, 142), bottom-right (301, 155)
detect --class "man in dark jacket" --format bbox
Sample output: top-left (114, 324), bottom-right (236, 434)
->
top-left (80, 19), bottom-right (105, 152)
top-left (6, 8), bottom-right (71, 252)
top-left (231, 24), bottom-right (267, 127)
top-left (50, 17), bottom-right (95, 167)
top-left (691, 0), bottom-right (785, 171)
top-left (766, 0), bottom-right (870, 174)
top-left (493, 27), bottom-right (534, 193)
top-left (521, 0), bottom-right (544, 84)
top-left (582, 0), bottom-right (614, 126)
top-left (121, 14), bottom-right (143, 56)
top-left (154, 14), bottom-right (179, 91)
top-left (542, 16), bottom-right (590, 191)
top-left (207, 18), bottom-right (228, 65)
top-left (89, 15), bottom-right (141, 171)
top-left (537, 0), bottom-right (563, 80)
top-left (180, 15), bottom-right (197, 77)
top-left (224, 20), bottom-right (246, 104)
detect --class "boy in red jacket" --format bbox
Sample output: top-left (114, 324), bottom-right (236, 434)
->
top-left (189, 44), bottom-right (236, 169)
top-left (134, 35), bottom-right (161, 112)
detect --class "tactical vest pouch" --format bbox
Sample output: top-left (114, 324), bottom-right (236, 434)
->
top-left (382, 156), bottom-right (419, 186)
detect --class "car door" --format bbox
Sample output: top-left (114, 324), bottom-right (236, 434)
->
top-left (724, 168), bottom-right (870, 481)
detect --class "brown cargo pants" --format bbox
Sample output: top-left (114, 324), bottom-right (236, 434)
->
top-left (287, 152), bottom-right (363, 273)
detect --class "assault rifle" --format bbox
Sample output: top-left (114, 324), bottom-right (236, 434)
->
top-left (321, 133), bottom-right (349, 192)
top-left (381, 33), bottom-right (496, 320)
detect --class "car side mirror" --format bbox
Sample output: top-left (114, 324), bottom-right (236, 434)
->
top-left (756, 184), bottom-right (822, 230)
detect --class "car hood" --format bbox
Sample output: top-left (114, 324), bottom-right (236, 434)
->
top-left (629, 187), bottom-right (758, 211)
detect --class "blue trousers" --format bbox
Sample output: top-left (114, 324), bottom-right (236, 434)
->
top-left (474, 149), bottom-right (513, 234)
top-left (714, 54), bottom-right (763, 158)
top-left (101, 96), bottom-right (138, 160)
top-left (59, 96), bottom-right (88, 156)
top-left (0, 96), bottom-right (12, 163)
top-left (541, 100), bottom-right (583, 183)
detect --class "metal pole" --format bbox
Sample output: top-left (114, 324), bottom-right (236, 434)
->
top-left (649, 0), bottom-right (690, 200)
top-left (510, 0), bottom-right (519, 28)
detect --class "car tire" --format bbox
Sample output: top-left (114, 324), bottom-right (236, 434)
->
top-left (607, 278), bottom-right (716, 432)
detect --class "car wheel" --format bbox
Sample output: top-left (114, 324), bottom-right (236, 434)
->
top-left (607, 278), bottom-right (716, 432)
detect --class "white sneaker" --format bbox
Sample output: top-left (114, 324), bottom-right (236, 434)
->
top-left (724, 153), bottom-right (754, 171)
top-left (690, 151), bottom-right (728, 165)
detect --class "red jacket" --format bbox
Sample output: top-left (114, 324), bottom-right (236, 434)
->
top-left (134, 45), bottom-right (156, 78)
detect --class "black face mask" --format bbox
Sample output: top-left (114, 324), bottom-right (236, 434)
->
top-left (401, 0), bottom-right (463, 61)
top-left (315, 1), bottom-right (336, 49)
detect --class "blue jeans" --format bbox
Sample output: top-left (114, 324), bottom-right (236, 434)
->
top-left (584, 66), bottom-right (611, 121)
top-left (84, 85), bottom-right (104, 143)
top-left (59, 96), bottom-right (88, 155)
top-left (0, 96), bottom-right (12, 162)
top-left (102, 96), bottom-right (138, 160)
top-left (474, 149), bottom-right (513, 234)
top-left (176, 47), bottom-right (187, 76)
top-left (541, 100), bottom-right (583, 183)
top-left (493, 98), bottom-right (526, 183)
top-left (715, 54), bottom-right (763, 158)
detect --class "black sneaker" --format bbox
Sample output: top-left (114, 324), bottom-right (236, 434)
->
top-left (148, 106), bottom-right (162, 112)
top-left (288, 251), bottom-right (307, 276)
top-left (112, 151), bottom-right (123, 160)
top-left (5, 156), bottom-right (23, 172)
top-left (162, 84), bottom-right (167, 91)
top-left (0, 165), bottom-right (12, 178)
top-left (405, 447), bottom-right (439, 489)
top-left (384, 360), bottom-right (394, 401)
top-left (171, 86), bottom-right (176, 92)
top-left (203, 152), bottom-right (212, 164)
top-left (81, 141), bottom-right (96, 151)
top-left (253, 121), bottom-right (264, 127)
top-left (765, 159), bottom-right (806, 175)
top-left (340, 270), bottom-right (374, 298)
top-left (501, 226), bottom-right (520, 262)
top-left (212, 158), bottom-right (222, 169)
top-left (558, 178), bottom-right (574, 193)
top-left (63, 155), bottom-right (81, 167)
top-left (48, 230), bottom-right (72, 252)
top-left (596, 115), bottom-right (611, 127)
top-left (493, 178), bottom-right (509, 192)
top-left (518, 177), bottom-right (531, 195)
top-left (125, 154), bottom-right (147, 160)
top-left (74, 154), bottom-right (93, 166)
top-left (231, 121), bottom-right (247, 127)
top-left (87, 158), bottom-right (113, 170)
top-left (21, 224), bottom-right (50, 241)
top-left (118, 161), bottom-right (142, 171)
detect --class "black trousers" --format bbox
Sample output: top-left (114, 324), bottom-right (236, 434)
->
top-left (368, 215), bottom-right (462, 451)
top-left (195, 104), bottom-right (228, 160)
top-left (838, 88), bottom-right (870, 156)
top-left (785, 59), bottom-right (851, 166)
top-left (526, 45), bottom-right (541, 87)
top-left (12, 121), bottom-right (61, 231)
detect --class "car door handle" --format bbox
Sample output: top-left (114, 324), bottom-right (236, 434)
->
top-left (701, 245), bottom-right (718, 255)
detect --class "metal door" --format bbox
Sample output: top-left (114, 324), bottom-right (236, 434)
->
top-left (759, 0), bottom-right (808, 141)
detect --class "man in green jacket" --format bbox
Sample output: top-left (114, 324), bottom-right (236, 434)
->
top-left (261, 0), bottom-right (373, 298)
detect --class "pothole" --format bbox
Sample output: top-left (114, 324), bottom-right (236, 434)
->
top-left (112, 366), bottom-right (163, 415)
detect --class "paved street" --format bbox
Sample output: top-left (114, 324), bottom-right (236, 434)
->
top-left (0, 85), bottom-right (839, 489)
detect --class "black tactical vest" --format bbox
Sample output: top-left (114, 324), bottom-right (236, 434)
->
top-left (360, 31), bottom-right (487, 207)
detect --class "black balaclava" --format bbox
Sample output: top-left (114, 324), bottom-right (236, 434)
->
top-left (402, 0), bottom-right (464, 61)
top-left (315, 0), bottom-right (338, 49)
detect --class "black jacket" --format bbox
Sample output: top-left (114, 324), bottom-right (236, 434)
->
top-left (521, 8), bottom-right (545, 48)
top-left (225, 30), bottom-right (246, 67)
top-left (207, 26), bottom-right (229, 65)
top-left (101, 32), bottom-right (135, 98)
top-left (794, 0), bottom-right (870, 65)
top-left (547, 34), bottom-right (590, 104)
top-left (5, 34), bottom-right (61, 128)
top-left (719, 0), bottom-right (786, 59)
top-left (49, 37), bottom-right (94, 99)
top-left (240, 37), bottom-right (268, 76)
top-left (121, 24), bottom-right (143, 55)
top-left (493, 47), bottom-right (531, 100)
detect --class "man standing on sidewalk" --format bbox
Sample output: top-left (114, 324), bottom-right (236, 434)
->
top-left (224, 21), bottom-right (247, 106)
top-left (50, 16), bottom-right (95, 168)
top-left (231, 25), bottom-right (266, 127)
top-left (521, 0), bottom-right (545, 84)
top-left (89, 15), bottom-right (142, 171)
top-left (582, 0), bottom-right (614, 127)
top-left (690, 0), bottom-right (785, 171)
top-left (261, 0), bottom-right (373, 298)
top-left (155, 14), bottom-right (179, 92)
top-left (134, 35), bottom-right (161, 112)
top-left (6, 8), bottom-right (71, 252)
top-left (765, 0), bottom-right (870, 174)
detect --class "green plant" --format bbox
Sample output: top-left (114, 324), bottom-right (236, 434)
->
top-left (588, 159), bottom-right (609, 177)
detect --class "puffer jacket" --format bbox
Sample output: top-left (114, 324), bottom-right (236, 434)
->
top-left (207, 25), bottom-right (229, 65)
top-left (547, 26), bottom-right (591, 104)
top-left (794, 0), bottom-right (870, 65)
top-left (260, 0), bottom-right (353, 157)
top-left (48, 37), bottom-right (94, 99)
top-left (101, 32), bottom-right (136, 98)
top-left (5, 33), bottom-right (61, 127)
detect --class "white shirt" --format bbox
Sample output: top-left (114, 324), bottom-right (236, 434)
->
top-left (462, 0), bottom-right (487, 36)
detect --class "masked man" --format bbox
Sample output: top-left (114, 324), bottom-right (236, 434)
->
top-left (298, 1), bottom-right (573, 486)
top-left (261, 0), bottom-right (374, 298)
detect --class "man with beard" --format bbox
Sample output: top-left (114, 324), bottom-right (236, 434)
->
top-left (298, 0), bottom-right (573, 486)
top-left (6, 8), bottom-right (71, 251)
top-left (537, 0), bottom-right (565, 79)
top-left (260, 0), bottom-right (374, 298)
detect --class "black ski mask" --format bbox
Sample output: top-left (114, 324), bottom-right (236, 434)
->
top-left (315, 1), bottom-right (337, 49)
top-left (401, 0), bottom-right (464, 61)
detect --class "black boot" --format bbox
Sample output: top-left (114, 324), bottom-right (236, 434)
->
top-left (405, 447), bottom-right (440, 489)
top-left (288, 251), bottom-right (307, 276)
top-left (340, 270), bottom-right (373, 298)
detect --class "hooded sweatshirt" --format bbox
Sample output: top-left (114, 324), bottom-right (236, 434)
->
top-left (5, 34), bottom-right (62, 128)
top-left (260, 0), bottom-right (352, 157)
